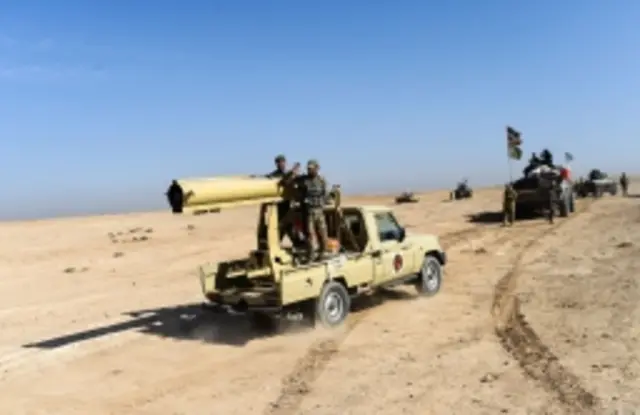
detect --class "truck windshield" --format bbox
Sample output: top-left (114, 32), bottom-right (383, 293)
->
top-left (374, 212), bottom-right (402, 242)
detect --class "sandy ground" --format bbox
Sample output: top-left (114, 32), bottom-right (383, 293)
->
top-left (1, 185), bottom-right (639, 415)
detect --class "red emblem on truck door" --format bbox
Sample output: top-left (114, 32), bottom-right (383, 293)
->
top-left (393, 254), bottom-right (403, 272)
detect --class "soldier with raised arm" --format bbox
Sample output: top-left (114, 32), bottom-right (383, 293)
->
top-left (265, 154), bottom-right (301, 244)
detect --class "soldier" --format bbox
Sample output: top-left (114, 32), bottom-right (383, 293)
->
top-left (502, 183), bottom-right (517, 226)
top-left (265, 154), bottom-right (301, 245)
top-left (296, 159), bottom-right (330, 261)
top-left (620, 172), bottom-right (629, 197)
top-left (266, 154), bottom-right (287, 179)
top-left (542, 176), bottom-right (558, 224)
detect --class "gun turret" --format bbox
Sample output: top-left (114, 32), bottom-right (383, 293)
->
top-left (167, 176), bottom-right (287, 214)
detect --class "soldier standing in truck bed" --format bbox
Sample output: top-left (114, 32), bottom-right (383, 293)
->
top-left (295, 159), bottom-right (330, 261)
top-left (266, 154), bottom-right (302, 245)
top-left (502, 183), bottom-right (517, 226)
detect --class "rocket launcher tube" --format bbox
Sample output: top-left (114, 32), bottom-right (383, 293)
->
top-left (167, 176), bottom-right (286, 214)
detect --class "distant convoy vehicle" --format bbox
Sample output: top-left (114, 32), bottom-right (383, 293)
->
top-left (450, 179), bottom-right (473, 200)
top-left (167, 175), bottom-right (447, 330)
top-left (574, 169), bottom-right (618, 198)
top-left (395, 192), bottom-right (419, 204)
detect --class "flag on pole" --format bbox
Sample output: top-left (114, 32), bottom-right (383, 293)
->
top-left (564, 152), bottom-right (574, 163)
top-left (506, 126), bottom-right (523, 160)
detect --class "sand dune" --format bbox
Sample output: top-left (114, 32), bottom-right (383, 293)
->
top-left (1, 185), bottom-right (639, 414)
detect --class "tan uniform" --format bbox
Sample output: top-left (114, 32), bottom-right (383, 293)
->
top-left (502, 185), bottom-right (517, 226)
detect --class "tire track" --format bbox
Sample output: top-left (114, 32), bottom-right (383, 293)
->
top-left (492, 199), bottom-right (601, 413)
top-left (40, 226), bottom-right (487, 412)
top-left (264, 225), bottom-right (494, 415)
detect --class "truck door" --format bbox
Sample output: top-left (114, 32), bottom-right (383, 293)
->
top-left (372, 211), bottom-right (415, 284)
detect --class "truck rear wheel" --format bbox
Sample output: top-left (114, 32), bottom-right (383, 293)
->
top-left (416, 255), bottom-right (442, 296)
top-left (316, 281), bottom-right (350, 328)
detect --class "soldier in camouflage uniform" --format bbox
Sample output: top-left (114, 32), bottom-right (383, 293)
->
top-left (265, 154), bottom-right (302, 246)
top-left (266, 154), bottom-right (287, 179)
top-left (502, 183), bottom-right (517, 226)
top-left (542, 176), bottom-right (558, 224)
top-left (296, 159), bottom-right (330, 261)
top-left (620, 172), bottom-right (629, 197)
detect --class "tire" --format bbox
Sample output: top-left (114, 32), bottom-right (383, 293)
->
top-left (415, 255), bottom-right (443, 297)
top-left (609, 186), bottom-right (617, 196)
top-left (315, 281), bottom-right (351, 328)
top-left (569, 193), bottom-right (575, 213)
top-left (558, 194), bottom-right (569, 217)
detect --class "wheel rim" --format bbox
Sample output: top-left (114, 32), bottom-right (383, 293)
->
top-left (323, 292), bottom-right (344, 323)
top-left (422, 259), bottom-right (441, 292)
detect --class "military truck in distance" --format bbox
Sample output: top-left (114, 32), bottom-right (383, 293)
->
top-left (167, 175), bottom-right (447, 330)
top-left (450, 179), bottom-right (473, 200)
top-left (576, 169), bottom-right (618, 197)
top-left (395, 192), bottom-right (419, 204)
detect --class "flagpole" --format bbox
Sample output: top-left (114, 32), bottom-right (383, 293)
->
top-left (506, 125), bottom-right (520, 184)
top-left (507, 148), bottom-right (513, 183)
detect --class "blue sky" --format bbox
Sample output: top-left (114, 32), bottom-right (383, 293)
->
top-left (1, 0), bottom-right (639, 219)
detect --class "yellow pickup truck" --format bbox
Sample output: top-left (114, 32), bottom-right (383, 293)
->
top-left (167, 175), bottom-right (447, 329)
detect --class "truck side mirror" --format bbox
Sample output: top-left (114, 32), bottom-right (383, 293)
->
top-left (397, 227), bottom-right (406, 242)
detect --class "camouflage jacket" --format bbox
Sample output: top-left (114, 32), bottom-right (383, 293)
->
top-left (296, 174), bottom-right (328, 209)
top-left (503, 187), bottom-right (517, 203)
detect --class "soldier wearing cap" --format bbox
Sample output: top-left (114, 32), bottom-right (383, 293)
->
top-left (266, 154), bottom-right (288, 179)
top-left (265, 154), bottom-right (302, 245)
top-left (296, 159), bottom-right (330, 261)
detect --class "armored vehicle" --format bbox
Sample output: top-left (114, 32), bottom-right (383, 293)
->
top-left (575, 169), bottom-right (618, 197)
top-left (512, 150), bottom-right (575, 218)
top-left (395, 192), bottom-right (419, 204)
top-left (450, 179), bottom-right (473, 200)
top-left (167, 175), bottom-right (447, 329)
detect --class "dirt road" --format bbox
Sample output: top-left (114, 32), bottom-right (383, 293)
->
top-left (1, 186), bottom-right (638, 414)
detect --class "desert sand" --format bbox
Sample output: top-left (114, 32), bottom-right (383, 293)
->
top-left (1, 184), bottom-right (639, 415)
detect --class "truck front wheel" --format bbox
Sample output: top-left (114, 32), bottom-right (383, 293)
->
top-left (316, 281), bottom-right (351, 328)
top-left (416, 255), bottom-right (443, 296)
top-left (558, 195), bottom-right (570, 217)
